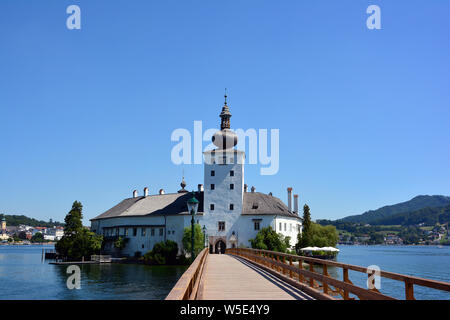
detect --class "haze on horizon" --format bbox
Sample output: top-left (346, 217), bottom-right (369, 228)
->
top-left (1, 1), bottom-right (449, 225)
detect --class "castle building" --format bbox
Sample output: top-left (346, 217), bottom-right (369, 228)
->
top-left (90, 97), bottom-right (302, 256)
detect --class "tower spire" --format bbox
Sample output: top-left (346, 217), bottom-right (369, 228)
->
top-left (220, 90), bottom-right (231, 130)
top-left (212, 91), bottom-right (238, 149)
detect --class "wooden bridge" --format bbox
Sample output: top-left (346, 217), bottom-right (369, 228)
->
top-left (166, 248), bottom-right (450, 300)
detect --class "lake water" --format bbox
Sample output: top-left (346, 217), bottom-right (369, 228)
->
top-left (0, 244), bottom-right (449, 300)
top-left (335, 245), bottom-right (450, 300)
top-left (0, 245), bottom-right (187, 299)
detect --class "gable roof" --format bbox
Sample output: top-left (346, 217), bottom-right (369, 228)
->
top-left (91, 191), bottom-right (299, 221)
top-left (90, 192), bottom-right (204, 221)
top-left (243, 192), bottom-right (300, 218)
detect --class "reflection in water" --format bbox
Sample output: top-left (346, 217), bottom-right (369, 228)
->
top-left (1, 245), bottom-right (187, 300)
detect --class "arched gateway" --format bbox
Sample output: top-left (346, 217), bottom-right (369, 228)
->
top-left (214, 240), bottom-right (226, 254)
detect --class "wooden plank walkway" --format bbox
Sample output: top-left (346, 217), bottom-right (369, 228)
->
top-left (198, 254), bottom-right (314, 300)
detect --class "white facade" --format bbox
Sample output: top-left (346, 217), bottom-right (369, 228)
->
top-left (90, 99), bottom-right (302, 257)
top-left (202, 149), bottom-right (246, 251)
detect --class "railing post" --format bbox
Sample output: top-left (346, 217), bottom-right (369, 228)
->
top-left (282, 256), bottom-right (286, 275)
top-left (323, 264), bottom-right (329, 294)
top-left (343, 268), bottom-right (349, 300)
top-left (298, 259), bottom-right (304, 283)
top-left (289, 257), bottom-right (293, 278)
top-left (309, 262), bottom-right (314, 288)
top-left (405, 280), bottom-right (415, 300)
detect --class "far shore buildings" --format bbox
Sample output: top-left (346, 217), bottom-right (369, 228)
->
top-left (91, 97), bottom-right (302, 257)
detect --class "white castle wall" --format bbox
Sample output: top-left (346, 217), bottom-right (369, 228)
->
top-left (202, 150), bottom-right (245, 248)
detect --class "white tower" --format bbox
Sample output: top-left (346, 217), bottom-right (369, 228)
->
top-left (202, 93), bottom-right (245, 253)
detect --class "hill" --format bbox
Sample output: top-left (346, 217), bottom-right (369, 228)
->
top-left (0, 214), bottom-right (63, 228)
top-left (339, 195), bottom-right (450, 224)
top-left (371, 204), bottom-right (450, 226)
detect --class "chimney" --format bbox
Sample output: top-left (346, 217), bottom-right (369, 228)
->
top-left (294, 194), bottom-right (299, 213)
top-left (244, 184), bottom-right (248, 192)
top-left (251, 186), bottom-right (255, 193)
top-left (287, 187), bottom-right (292, 212)
top-left (198, 184), bottom-right (204, 192)
top-left (133, 190), bottom-right (138, 198)
top-left (159, 189), bottom-right (165, 195)
top-left (144, 187), bottom-right (149, 197)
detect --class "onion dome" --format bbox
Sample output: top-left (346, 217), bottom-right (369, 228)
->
top-left (212, 92), bottom-right (238, 149)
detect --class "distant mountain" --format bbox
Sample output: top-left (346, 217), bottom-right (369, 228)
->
top-left (339, 195), bottom-right (450, 224)
top-left (0, 214), bottom-right (63, 228)
top-left (371, 204), bottom-right (450, 226)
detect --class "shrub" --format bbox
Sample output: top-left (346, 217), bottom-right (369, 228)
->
top-left (249, 226), bottom-right (291, 253)
top-left (143, 240), bottom-right (179, 265)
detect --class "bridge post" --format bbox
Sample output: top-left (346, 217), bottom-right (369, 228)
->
top-left (343, 268), bottom-right (350, 300)
top-left (298, 259), bottom-right (304, 283)
top-left (323, 264), bottom-right (329, 294)
top-left (282, 256), bottom-right (286, 275)
top-left (289, 258), bottom-right (293, 278)
top-left (309, 262), bottom-right (315, 288)
top-left (405, 280), bottom-right (415, 300)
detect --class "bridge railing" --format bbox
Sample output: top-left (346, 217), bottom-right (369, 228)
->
top-left (165, 248), bottom-right (208, 300)
top-left (227, 248), bottom-right (450, 300)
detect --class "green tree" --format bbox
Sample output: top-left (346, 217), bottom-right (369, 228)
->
top-left (182, 224), bottom-right (204, 256)
top-left (295, 204), bottom-right (313, 252)
top-left (114, 236), bottom-right (128, 250)
top-left (309, 223), bottom-right (339, 247)
top-left (296, 205), bottom-right (339, 254)
top-left (31, 232), bottom-right (44, 243)
top-left (249, 226), bottom-right (291, 253)
top-left (143, 240), bottom-right (179, 265)
top-left (56, 201), bottom-right (103, 260)
top-left (18, 231), bottom-right (27, 240)
top-left (63, 201), bottom-right (83, 236)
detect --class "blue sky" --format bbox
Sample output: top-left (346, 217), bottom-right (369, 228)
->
top-left (1, 0), bottom-right (449, 225)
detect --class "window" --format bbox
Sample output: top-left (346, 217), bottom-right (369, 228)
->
top-left (141, 228), bottom-right (146, 236)
top-left (125, 228), bottom-right (129, 236)
top-left (133, 228), bottom-right (137, 236)
top-left (284, 223), bottom-right (286, 232)
top-left (151, 228), bottom-right (155, 236)
top-left (210, 204), bottom-right (215, 211)
top-left (211, 184), bottom-right (215, 190)
top-left (229, 204), bottom-right (234, 210)
top-left (230, 184), bottom-right (234, 190)
top-left (254, 221), bottom-right (260, 231)
top-left (218, 221), bottom-right (225, 231)
top-left (211, 170), bottom-right (215, 176)
top-left (279, 223), bottom-right (282, 231)
top-left (230, 170), bottom-right (234, 176)
top-left (159, 228), bottom-right (164, 236)
top-left (142, 244), bottom-right (144, 249)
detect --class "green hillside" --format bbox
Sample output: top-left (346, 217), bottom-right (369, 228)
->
top-left (339, 195), bottom-right (450, 224)
top-left (0, 214), bottom-right (63, 227)
top-left (371, 204), bottom-right (450, 226)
